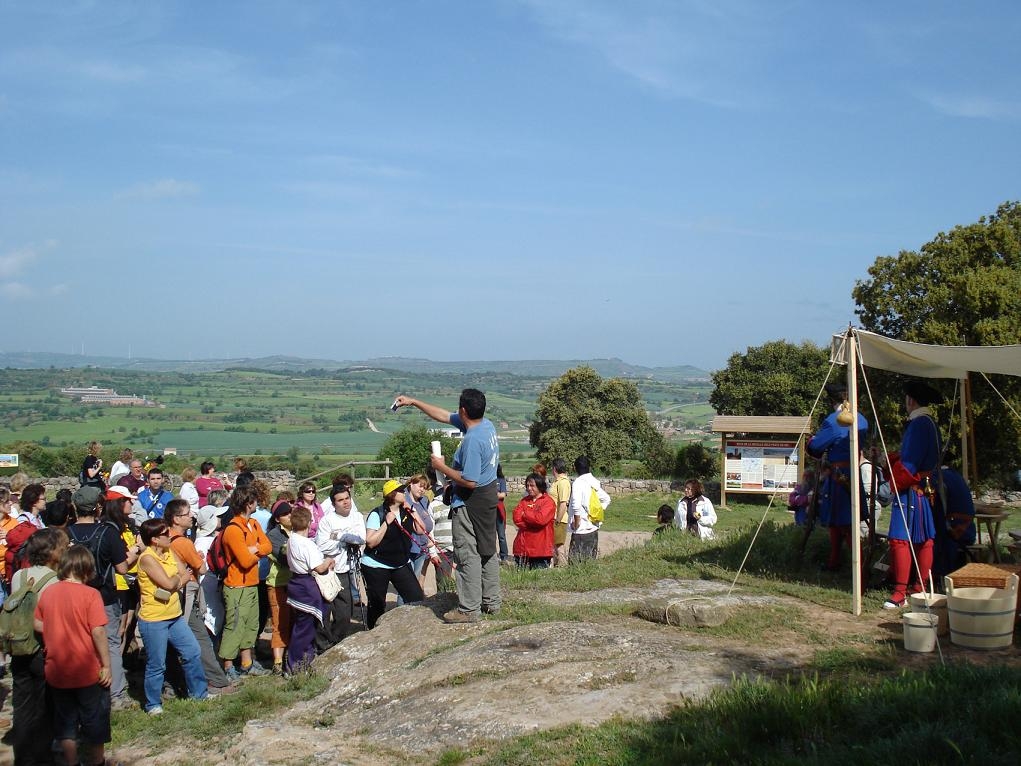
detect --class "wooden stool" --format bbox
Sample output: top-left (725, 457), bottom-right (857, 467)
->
top-left (966, 544), bottom-right (988, 563)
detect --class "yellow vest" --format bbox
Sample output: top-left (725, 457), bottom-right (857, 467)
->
top-left (137, 548), bottom-right (182, 622)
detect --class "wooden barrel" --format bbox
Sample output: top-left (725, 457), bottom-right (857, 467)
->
top-left (945, 574), bottom-right (1018, 650)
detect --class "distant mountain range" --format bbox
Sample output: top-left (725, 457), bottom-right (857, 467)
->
top-left (0, 351), bottom-right (710, 384)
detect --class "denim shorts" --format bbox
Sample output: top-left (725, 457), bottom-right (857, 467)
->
top-left (52, 683), bottom-right (111, 744)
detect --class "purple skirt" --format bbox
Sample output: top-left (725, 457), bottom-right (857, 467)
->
top-left (286, 573), bottom-right (325, 625)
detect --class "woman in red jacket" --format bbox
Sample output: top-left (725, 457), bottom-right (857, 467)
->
top-left (512, 473), bottom-right (556, 569)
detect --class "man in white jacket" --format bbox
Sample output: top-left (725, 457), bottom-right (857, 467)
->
top-left (568, 456), bottom-right (611, 563)
top-left (315, 485), bottom-right (365, 647)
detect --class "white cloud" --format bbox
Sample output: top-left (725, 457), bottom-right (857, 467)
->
top-left (0, 241), bottom-right (62, 299)
top-left (516, 0), bottom-right (773, 106)
top-left (116, 178), bottom-right (200, 201)
top-left (919, 92), bottom-right (1021, 120)
top-left (305, 154), bottom-right (417, 179)
top-left (0, 281), bottom-right (35, 299)
top-left (0, 245), bottom-right (40, 278)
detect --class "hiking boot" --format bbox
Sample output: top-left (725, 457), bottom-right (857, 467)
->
top-left (110, 695), bottom-right (134, 712)
top-left (481, 605), bottom-right (501, 615)
top-left (224, 666), bottom-right (243, 683)
top-left (242, 660), bottom-right (270, 677)
top-left (443, 609), bottom-right (479, 624)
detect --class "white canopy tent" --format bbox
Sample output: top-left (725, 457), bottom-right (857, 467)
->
top-left (830, 328), bottom-right (1021, 614)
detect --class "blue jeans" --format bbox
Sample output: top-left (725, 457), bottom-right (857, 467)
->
top-left (138, 616), bottom-right (208, 711)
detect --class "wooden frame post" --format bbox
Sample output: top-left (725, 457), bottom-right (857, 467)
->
top-left (848, 331), bottom-right (862, 616)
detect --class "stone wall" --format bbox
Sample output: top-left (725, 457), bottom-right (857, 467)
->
top-left (504, 477), bottom-right (723, 501)
top-left (27, 471), bottom-right (298, 495)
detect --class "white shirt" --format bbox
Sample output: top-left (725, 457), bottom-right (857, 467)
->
top-left (315, 509), bottom-right (366, 574)
top-left (108, 460), bottom-right (130, 486)
top-left (320, 496), bottom-right (360, 516)
top-left (569, 473), bottom-right (611, 535)
top-left (178, 482), bottom-right (200, 513)
top-left (287, 532), bottom-right (324, 575)
top-left (194, 535), bottom-right (223, 634)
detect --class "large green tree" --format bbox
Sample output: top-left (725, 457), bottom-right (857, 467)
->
top-left (377, 425), bottom-right (458, 478)
top-left (709, 340), bottom-right (831, 417)
top-left (853, 201), bottom-right (1021, 481)
top-left (529, 366), bottom-right (660, 475)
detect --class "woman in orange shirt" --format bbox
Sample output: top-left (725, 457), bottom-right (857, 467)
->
top-left (0, 486), bottom-right (22, 599)
top-left (218, 485), bottom-right (271, 681)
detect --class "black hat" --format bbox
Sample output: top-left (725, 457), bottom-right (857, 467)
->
top-left (904, 380), bottom-right (942, 407)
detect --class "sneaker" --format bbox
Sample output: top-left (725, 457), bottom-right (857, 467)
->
top-left (224, 666), bottom-right (243, 683)
top-left (147, 706), bottom-right (163, 716)
top-left (882, 599), bottom-right (906, 610)
top-left (443, 609), bottom-right (480, 624)
top-left (272, 663), bottom-right (284, 676)
top-left (242, 660), bottom-right (270, 677)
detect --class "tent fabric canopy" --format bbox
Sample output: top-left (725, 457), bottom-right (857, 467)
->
top-left (847, 329), bottom-right (1021, 380)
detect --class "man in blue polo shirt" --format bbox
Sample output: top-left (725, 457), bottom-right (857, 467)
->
top-left (136, 467), bottom-right (175, 522)
top-left (394, 388), bottom-right (500, 623)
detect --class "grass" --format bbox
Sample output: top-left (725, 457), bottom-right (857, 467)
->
top-left (110, 667), bottom-right (330, 755)
top-left (500, 499), bottom-right (893, 612)
top-left (453, 664), bottom-right (1021, 766)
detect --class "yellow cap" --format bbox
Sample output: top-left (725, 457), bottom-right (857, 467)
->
top-left (382, 479), bottom-right (403, 497)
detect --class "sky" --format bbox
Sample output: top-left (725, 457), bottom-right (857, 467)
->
top-left (1, 1), bottom-right (1019, 370)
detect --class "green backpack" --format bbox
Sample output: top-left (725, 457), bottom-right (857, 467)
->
top-left (0, 570), bottom-right (56, 656)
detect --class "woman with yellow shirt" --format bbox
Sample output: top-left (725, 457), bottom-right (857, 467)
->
top-left (136, 518), bottom-right (208, 715)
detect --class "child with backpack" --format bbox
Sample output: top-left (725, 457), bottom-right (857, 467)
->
top-left (1, 528), bottom-right (68, 766)
top-left (34, 543), bottom-right (113, 766)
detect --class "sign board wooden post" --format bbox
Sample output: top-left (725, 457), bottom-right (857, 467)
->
top-left (711, 417), bottom-right (811, 508)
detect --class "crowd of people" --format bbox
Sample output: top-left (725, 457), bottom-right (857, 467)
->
top-left (0, 387), bottom-right (724, 765)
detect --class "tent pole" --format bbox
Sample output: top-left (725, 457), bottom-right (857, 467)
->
top-left (848, 330), bottom-right (862, 616)
top-left (963, 374), bottom-right (976, 484)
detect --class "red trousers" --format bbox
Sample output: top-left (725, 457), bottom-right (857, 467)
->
top-left (828, 526), bottom-right (851, 570)
top-left (888, 538), bottom-right (934, 604)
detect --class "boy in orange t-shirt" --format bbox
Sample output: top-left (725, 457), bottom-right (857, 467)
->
top-left (34, 545), bottom-right (112, 766)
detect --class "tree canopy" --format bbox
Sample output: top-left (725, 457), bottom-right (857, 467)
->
top-left (853, 201), bottom-right (1021, 481)
top-left (529, 366), bottom-right (660, 475)
top-left (377, 425), bottom-right (458, 478)
top-left (853, 201), bottom-right (1021, 346)
top-left (709, 340), bottom-right (831, 417)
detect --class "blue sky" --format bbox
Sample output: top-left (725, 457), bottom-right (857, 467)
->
top-left (1, 1), bottom-right (1018, 370)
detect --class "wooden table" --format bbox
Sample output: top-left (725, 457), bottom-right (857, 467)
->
top-left (974, 509), bottom-right (1011, 563)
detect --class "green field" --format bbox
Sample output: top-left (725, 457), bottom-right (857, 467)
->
top-left (0, 367), bottom-right (713, 473)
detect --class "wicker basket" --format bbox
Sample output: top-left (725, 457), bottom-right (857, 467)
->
top-left (945, 563), bottom-right (1021, 589)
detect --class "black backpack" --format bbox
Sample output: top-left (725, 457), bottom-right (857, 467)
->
top-left (69, 523), bottom-right (116, 591)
